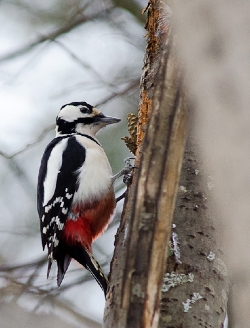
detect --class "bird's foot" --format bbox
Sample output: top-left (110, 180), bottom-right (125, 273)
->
top-left (112, 157), bottom-right (135, 184)
top-left (114, 157), bottom-right (136, 203)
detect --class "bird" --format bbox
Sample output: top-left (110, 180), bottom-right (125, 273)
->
top-left (37, 101), bottom-right (121, 295)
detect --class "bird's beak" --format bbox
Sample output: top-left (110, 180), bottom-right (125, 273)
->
top-left (93, 112), bottom-right (121, 125)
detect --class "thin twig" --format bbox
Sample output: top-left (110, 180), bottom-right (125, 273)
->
top-left (54, 40), bottom-right (113, 87)
top-left (0, 256), bottom-right (46, 272)
top-left (96, 79), bottom-right (139, 106)
top-left (0, 124), bottom-right (55, 159)
top-left (0, 6), bottom-right (114, 63)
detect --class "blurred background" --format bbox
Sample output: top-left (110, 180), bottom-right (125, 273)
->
top-left (0, 0), bottom-right (145, 327)
top-left (2, 0), bottom-right (248, 327)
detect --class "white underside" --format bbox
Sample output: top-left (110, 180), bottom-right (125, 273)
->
top-left (73, 135), bottom-right (113, 204)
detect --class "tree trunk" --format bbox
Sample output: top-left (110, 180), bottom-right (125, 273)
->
top-left (159, 140), bottom-right (230, 327)
top-left (103, 1), bottom-right (186, 328)
top-left (104, 0), bottom-right (230, 327)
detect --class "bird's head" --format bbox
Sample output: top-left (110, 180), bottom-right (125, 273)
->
top-left (56, 102), bottom-right (120, 137)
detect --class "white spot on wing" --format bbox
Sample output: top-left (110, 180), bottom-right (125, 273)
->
top-left (43, 138), bottom-right (68, 206)
top-left (45, 204), bottom-right (52, 213)
top-left (62, 207), bottom-right (68, 214)
top-left (54, 239), bottom-right (59, 247)
top-left (66, 193), bottom-right (73, 199)
top-left (58, 223), bottom-right (64, 230)
top-left (55, 216), bottom-right (64, 230)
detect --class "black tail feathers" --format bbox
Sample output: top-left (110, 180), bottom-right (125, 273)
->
top-left (54, 242), bottom-right (108, 296)
top-left (57, 253), bottom-right (72, 287)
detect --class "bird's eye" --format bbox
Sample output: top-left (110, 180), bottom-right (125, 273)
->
top-left (80, 106), bottom-right (90, 114)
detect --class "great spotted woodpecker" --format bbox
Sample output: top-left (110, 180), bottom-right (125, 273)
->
top-left (37, 101), bottom-right (120, 295)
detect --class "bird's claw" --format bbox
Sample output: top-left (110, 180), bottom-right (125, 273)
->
top-left (112, 157), bottom-right (136, 185)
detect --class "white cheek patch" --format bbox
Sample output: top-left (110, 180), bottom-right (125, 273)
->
top-left (58, 105), bottom-right (93, 122)
top-left (58, 105), bottom-right (80, 122)
top-left (43, 139), bottom-right (68, 206)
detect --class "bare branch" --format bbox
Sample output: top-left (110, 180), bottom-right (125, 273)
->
top-left (0, 256), bottom-right (46, 273)
top-left (54, 40), bottom-right (113, 87)
top-left (0, 6), bottom-right (114, 63)
top-left (0, 281), bottom-right (102, 327)
top-left (0, 124), bottom-right (54, 159)
top-left (96, 79), bottom-right (139, 106)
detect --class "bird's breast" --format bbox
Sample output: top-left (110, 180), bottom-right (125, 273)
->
top-left (62, 135), bottom-right (116, 250)
top-left (62, 189), bottom-right (116, 250)
top-left (73, 135), bottom-right (113, 204)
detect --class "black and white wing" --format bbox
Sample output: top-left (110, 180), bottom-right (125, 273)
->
top-left (37, 136), bottom-right (86, 275)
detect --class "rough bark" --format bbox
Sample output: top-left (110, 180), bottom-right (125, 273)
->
top-left (103, 1), bottom-right (186, 328)
top-left (159, 141), bottom-right (230, 327)
top-left (172, 1), bottom-right (250, 326)
top-left (136, 1), bottom-right (161, 151)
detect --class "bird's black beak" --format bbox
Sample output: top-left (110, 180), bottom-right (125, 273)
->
top-left (93, 113), bottom-right (121, 125)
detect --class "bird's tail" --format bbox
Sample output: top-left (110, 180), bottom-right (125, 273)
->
top-left (62, 243), bottom-right (108, 296)
top-left (56, 252), bottom-right (72, 287)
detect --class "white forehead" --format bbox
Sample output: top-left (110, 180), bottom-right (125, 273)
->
top-left (57, 105), bottom-right (83, 122)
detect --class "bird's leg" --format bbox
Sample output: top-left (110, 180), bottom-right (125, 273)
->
top-left (113, 157), bottom-right (136, 203)
top-left (116, 191), bottom-right (126, 203)
top-left (112, 157), bottom-right (135, 182)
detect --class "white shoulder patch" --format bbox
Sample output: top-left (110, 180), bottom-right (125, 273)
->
top-left (43, 138), bottom-right (68, 206)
